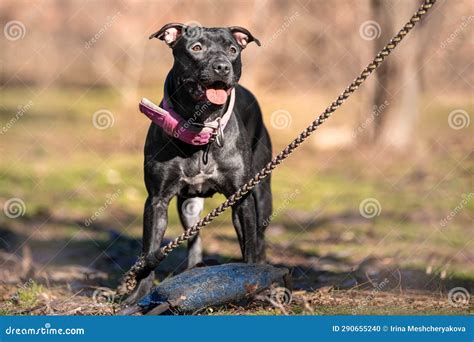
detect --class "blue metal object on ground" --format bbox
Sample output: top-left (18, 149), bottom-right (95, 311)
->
top-left (133, 263), bottom-right (289, 314)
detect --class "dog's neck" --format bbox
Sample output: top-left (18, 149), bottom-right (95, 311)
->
top-left (166, 71), bottom-right (229, 124)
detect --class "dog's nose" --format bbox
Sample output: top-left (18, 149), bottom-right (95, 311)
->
top-left (212, 61), bottom-right (231, 76)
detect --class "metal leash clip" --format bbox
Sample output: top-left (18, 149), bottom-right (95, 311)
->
top-left (212, 117), bottom-right (224, 148)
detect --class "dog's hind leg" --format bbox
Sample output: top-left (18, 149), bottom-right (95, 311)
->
top-left (177, 196), bottom-right (204, 268)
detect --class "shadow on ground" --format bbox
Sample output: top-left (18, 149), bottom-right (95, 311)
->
top-left (1, 213), bottom-right (472, 305)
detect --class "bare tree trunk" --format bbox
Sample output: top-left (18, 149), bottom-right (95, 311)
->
top-left (371, 0), bottom-right (420, 149)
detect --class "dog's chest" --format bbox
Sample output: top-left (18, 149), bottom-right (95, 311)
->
top-left (179, 160), bottom-right (218, 196)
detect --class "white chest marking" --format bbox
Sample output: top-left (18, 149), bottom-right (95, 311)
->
top-left (180, 167), bottom-right (216, 186)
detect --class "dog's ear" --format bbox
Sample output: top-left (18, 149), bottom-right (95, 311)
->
top-left (229, 26), bottom-right (261, 49)
top-left (149, 23), bottom-right (185, 47)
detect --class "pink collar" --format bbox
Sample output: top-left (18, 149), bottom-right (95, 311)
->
top-left (139, 88), bottom-right (235, 146)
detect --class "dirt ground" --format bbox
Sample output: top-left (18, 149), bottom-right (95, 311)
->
top-left (0, 209), bottom-right (472, 315)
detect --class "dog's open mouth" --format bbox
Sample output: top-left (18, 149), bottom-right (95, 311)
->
top-left (204, 81), bottom-right (232, 105)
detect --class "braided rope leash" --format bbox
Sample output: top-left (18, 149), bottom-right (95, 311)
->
top-left (117, 0), bottom-right (437, 296)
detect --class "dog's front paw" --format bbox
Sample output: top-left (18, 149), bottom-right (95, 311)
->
top-left (121, 273), bottom-right (154, 306)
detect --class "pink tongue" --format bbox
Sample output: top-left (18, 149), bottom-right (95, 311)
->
top-left (205, 88), bottom-right (228, 105)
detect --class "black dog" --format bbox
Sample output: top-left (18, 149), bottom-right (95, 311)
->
top-left (125, 23), bottom-right (272, 304)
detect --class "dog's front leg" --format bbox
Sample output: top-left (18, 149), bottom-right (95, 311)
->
top-left (231, 192), bottom-right (258, 263)
top-left (123, 196), bottom-right (169, 305)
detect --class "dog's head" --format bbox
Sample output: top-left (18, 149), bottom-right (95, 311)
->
top-left (150, 23), bottom-right (260, 106)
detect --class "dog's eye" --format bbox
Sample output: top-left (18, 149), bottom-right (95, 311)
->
top-left (191, 43), bottom-right (202, 52)
top-left (229, 46), bottom-right (238, 54)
